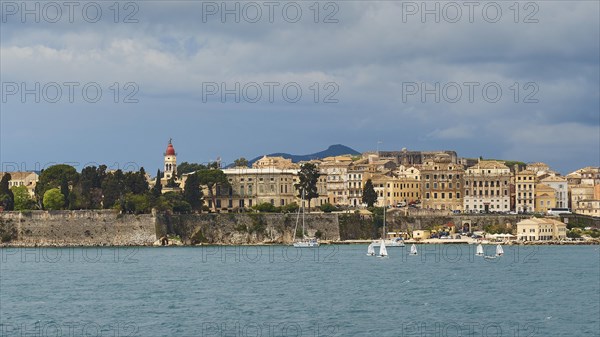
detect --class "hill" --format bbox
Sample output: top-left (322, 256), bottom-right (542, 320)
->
top-left (241, 144), bottom-right (361, 167)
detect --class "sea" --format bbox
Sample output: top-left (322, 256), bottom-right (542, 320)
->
top-left (1, 244), bottom-right (598, 337)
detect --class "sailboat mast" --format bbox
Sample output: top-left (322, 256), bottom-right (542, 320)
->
top-left (302, 189), bottom-right (306, 239)
top-left (383, 183), bottom-right (386, 240)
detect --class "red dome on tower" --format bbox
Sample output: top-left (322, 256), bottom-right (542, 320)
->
top-left (164, 139), bottom-right (176, 156)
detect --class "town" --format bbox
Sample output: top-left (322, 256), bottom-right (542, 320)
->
top-left (0, 140), bottom-right (599, 244)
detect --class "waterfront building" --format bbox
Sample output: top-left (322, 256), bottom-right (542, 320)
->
top-left (420, 154), bottom-right (464, 211)
top-left (541, 176), bottom-right (569, 209)
top-left (570, 185), bottom-right (595, 210)
top-left (516, 218), bottom-right (567, 241)
top-left (320, 156), bottom-right (353, 205)
top-left (515, 169), bottom-right (536, 213)
top-left (347, 168), bottom-right (364, 207)
top-left (574, 199), bottom-right (600, 217)
top-left (535, 184), bottom-right (557, 213)
top-left (463, 160), bottom-right (511, 213)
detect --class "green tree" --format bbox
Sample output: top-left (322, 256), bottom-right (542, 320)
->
top-left (183, 173), bottom-right (203, 211)
top-left (122, 193), bottom-right (151, 214)
top-left (320, 203), bottom-right (336, 213)
top-left (280, 202), bottom-right (299, 214)
top-left (294, 163), bottom-right (320, 210)
top-left (124, 168), bottom-right (149, 194)
top-left (151, 169), bottom-right (162, 197)
top-left (12, 186), bottom-right (35, 211)
top-left (233, 157), bottom-right (249, 167)
top-left (0, 173), bottom-right (14, 211)
top-left (35, 165), bottom-right (78, 209)
top-left (101, 170), bottom-right (125, 209)
top-left (77, 165), bottom-right (107, 209)
top-left (362, 179), bottom-right (377, 207)
top-left (177, 162), bottom-right (208, 178)
top-left (43, 188), bottom-right (65, 210)
top-left (162, 192), bottom-right (192, 214)
top-left (253, 202), bottom-right (279, 213)
top-left (196, 169), bottom-right (229, 212)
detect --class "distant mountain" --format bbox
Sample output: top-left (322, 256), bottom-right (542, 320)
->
top-left (238, 144), bottom-right (360, 167)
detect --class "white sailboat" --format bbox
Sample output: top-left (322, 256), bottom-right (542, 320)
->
top-left (376, 191), bottom-right (388, 257)
top-left (496, 244), bottom-right (504, 256)
top-left (367, 243), bottom-right (375, 256)
top-left (476, 244), bottom-right (484, 256)
top-left (378, 239), bottom-right (388, 257)
top-left (292, 189), bottom-right (319, 248)
top-left (410, 244), bottom-right (418, 256)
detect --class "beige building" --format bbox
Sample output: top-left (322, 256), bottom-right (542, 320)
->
top-left (211, 166), bottom-right (329, 211)
top-left (517, 218), bottom-right (567, 241)
top-left (535, 184), bottom-right (556, 213)
top-left (574, 200), bottom-right (600, 217)
top-left (320, 156), bottom-right (353, 205)
top-left (541, 176), bottom-right (569, 209)
top-left (463, 160), bottom-right (511, 213)
top-left (420, 154), bottom-right (464, 211)
top-left (0, 171), bottom-right (39, 197)
top-left (570, 185), bottom-right (594, 209)
top-left (515, 169), bottom-right (536, 213)
top-left (252, 156), bottom-right (298, 169)
top-left (347, 168), bottom-right (364, 207)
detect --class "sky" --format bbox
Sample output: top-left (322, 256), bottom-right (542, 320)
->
top-left (1, 0), bottom-right (599, 175)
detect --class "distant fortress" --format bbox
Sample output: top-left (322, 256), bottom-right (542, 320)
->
top-left (375, 148), bottom-right (459, 166)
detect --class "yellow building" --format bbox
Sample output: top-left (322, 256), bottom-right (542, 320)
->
top-left (535, 184), bottom-right (557, 213)
top-left (515, 169), bottom-right (536, 213)
top-left (412, 230), bottom-right (431, 240)
top-left (517, 218), bottom-right (567, 241)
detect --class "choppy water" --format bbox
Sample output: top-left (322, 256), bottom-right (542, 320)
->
top-left (1, 244), bottom-right (598, 337)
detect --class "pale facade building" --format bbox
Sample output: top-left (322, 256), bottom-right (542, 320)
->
top-left (320, 156), bottom-right (352, 205)
top-left (540, 176), bottom-right (569, 209)
top-left (347, 169), bottom-right (364, 207)
top-left (463, 160), bottom-right (511, 213)
top-left (574, 200), bottom-right (600, 217)
top-left (517, 218), bottom-right (567, 241)
top-left (570, 185), bottom-right (594, 209)
top-left (252, 156), bottom-right (298, 170)
top-left (515, 169), bottom-right (536, 213)
top-left (0, 171), bottom-right (39, 197)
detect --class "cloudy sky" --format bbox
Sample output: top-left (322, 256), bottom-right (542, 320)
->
top-left (1, 0), bottom-right (598, 174)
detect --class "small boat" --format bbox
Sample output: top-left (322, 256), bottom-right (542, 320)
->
top-left (371, 238), bottom-right (406, 247)
top-left (476, 244), bottom-right (484, 257)
top-left (496, 244), bottom-right (504, 256)
top-left (292, 190), bottom-right (319, 248)
top-left (367, 243), bottom-right (375, 256)
top-left (378, 239), bottom-right (388, 258)
top-left (484, 255), bottom-right (497, 260)
top-left (410, 244), bottom-right (418, 256)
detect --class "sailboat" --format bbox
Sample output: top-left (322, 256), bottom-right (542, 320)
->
top-left (495, 244), bottom-right (504, 256)
top-left (367, 243), bottom-right (375, 256)
top-left (476, 244), bottom-right (484, 257)
top-left (410, 244), bottom-right (418, 256)
top-left (376, 192), bottom-right (388, 258)
top-left (292, 189), bottom-right (319, 248)
top-left (378, 239), bottom-right (388, 257)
